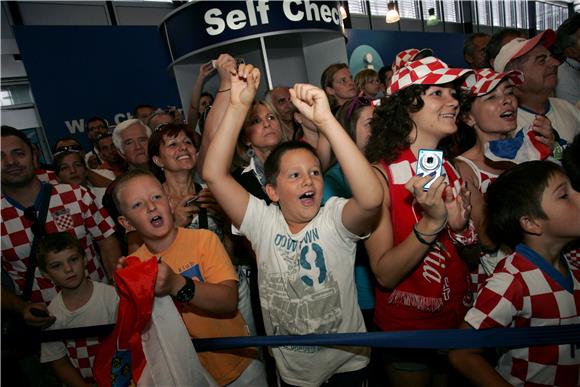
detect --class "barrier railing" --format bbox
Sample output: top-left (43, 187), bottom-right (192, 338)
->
top-left (31, 323), bottom-right (580, 352)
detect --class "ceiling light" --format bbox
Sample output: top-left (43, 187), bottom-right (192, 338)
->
top-left (426, 7), bottom-right (439, 26)
top-left (386, 2), bottom-right (400, 23)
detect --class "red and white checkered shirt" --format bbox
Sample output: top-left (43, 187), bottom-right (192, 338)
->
top-left (1, 183), bottom-right (115, 303)
top-left (465, 247), bottom-right (580, 386)
top-left (565, 248), bottom-right (580, 270)
top-left (35, 168), bottom-right (59, 185)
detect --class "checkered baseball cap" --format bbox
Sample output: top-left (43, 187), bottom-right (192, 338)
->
top-left (387, 56), bottom-right (473, 95)
top-left (392, 48), bottom-right (434, 72)
top-left (462, 68), bottom-right (525, 97)
top-left (493, 29), bottom-right (556, 72)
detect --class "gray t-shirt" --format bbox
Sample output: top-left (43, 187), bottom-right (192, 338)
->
top-left (240, 195), bottom-right (369, 387)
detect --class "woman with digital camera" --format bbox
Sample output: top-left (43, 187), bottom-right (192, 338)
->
top-left (364, 56), bottom-right (475, 387)
top-left (147, 123), bottom-right (224, 237)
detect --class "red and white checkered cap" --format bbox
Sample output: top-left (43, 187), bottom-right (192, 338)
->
top-left (462, 68), bottom-right (524, 97)
top-left (392, 48), bottom-right (433, 72)
top-left (387, 56), bottom-right (473, 95)
top-left (493, 29), bottom-right (556, 72)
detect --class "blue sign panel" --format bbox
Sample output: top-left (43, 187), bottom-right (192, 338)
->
top-left (161, 0), bottom-right (343, 63)
top-left (13, 26), bottom-right (180, 152)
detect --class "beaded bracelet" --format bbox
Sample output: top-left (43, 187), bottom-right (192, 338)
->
top-left (216, 88), bottom-right (231, 93)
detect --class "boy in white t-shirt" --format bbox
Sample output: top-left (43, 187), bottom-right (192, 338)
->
top-left (38, 232), bottom-right (119, 386)
top-left (202, 64), bottom-right (383, 386)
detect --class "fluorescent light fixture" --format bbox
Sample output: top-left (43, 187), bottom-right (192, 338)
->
top-left (426, 7), bottom-right (439, 26)
top-left (386, 2), bottom-right (400, 23)
top-left (340, 5), bottom-right (348, 20)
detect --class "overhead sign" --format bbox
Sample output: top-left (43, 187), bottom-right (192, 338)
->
top-left (161, 0), bottom-right (343, 63)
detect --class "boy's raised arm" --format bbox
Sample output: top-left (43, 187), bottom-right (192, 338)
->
top-left (201, 64), bottom-right (261, 229)
top-left (290, 84), bottom-right (382, 236)
top-left (196, 54), bottom-right (236, 175)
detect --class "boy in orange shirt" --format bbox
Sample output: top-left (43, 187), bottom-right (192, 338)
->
top-left (113, 169), bottom-right (266, 386)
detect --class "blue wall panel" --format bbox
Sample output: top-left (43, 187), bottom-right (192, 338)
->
top-left (13, 26), bottom-right (180, 151)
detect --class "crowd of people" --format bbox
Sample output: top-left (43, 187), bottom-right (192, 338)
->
top-left (2, 13), bottom-right (580, 387)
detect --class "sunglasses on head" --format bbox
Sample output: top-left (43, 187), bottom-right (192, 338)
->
top-left (53, 147), bottom-right (82, 158)
top-left (346, 96), bottom-right (372, 120)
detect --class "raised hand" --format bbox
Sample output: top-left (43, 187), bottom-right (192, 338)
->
top-left (289, 84), bottom-right (334, 130)
top-left (198, 61), bottom-right (215, 80)
top-left (173, 196), bottom-right (200, 227)
top-left (445, 181), bottom-right (472, 232)
top-left (229, 64), bottom-right (260, 107)
top-left (531, 115), bottom-right (555, 148)
top-left (214, 54), bottom-right (237, 83)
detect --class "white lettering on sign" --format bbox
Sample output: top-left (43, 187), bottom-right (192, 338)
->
top-left (64, 111), bottom-right (136, 136)
top-left (205, 1), bottom-right (270, 36)
top-left (114, 112), bottom-right (135, 124)
top-left (205, 8), bottom-right (226, 36)
top-left (283, 0), bottom-right (303, 21)
top-left (227, 9), bottom-right (247, 30)
top-left (65, 119), bottom-right (85, 134)
top-left (205, 0), bottom-right (337, 36)
top-left (283, 0), bottom-right (341, 23)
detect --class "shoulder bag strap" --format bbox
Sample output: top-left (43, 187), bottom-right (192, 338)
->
top-left (22, 183), bottom-right (52, 301)
top-left (193, 183), bottom-right (209, 230)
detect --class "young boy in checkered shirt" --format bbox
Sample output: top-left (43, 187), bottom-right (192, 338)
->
top-left (450, 160), bottom-right (580, 386)
top-left (38, 232), bottom-right (119, 386)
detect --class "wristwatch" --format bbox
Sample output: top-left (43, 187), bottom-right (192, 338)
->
top-left (174, 276), bottom-right (196, 303)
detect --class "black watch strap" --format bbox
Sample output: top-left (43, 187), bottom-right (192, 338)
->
top-left (174, 276), bottom-right (196, 303)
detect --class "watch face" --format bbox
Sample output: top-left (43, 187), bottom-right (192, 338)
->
top-left (365, 53), bottom-right (373, 63)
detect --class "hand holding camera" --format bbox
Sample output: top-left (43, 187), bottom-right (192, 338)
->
top-left (416, 149), bottom-right (444, 191)
top-left (406, 149), bottom-right (448, 225)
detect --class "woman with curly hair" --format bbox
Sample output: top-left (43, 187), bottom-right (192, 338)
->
top-left (364, 57), bottom-right (475, 386)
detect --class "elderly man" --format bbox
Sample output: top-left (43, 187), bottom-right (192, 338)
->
top-left (111, 118), bottom-right (152, 170)
top-left (494, 29), bottom-right (580, 143)
top-left (464, 32), bottom-right (490, 69)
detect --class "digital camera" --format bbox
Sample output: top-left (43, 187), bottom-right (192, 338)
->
top-left (416, 149), bottom-right (444, 191)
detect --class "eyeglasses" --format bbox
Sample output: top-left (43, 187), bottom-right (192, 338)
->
top-left (53, 145), bottom-right (82, 157)
top-left (154, 122), bottom-right (171, 132)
